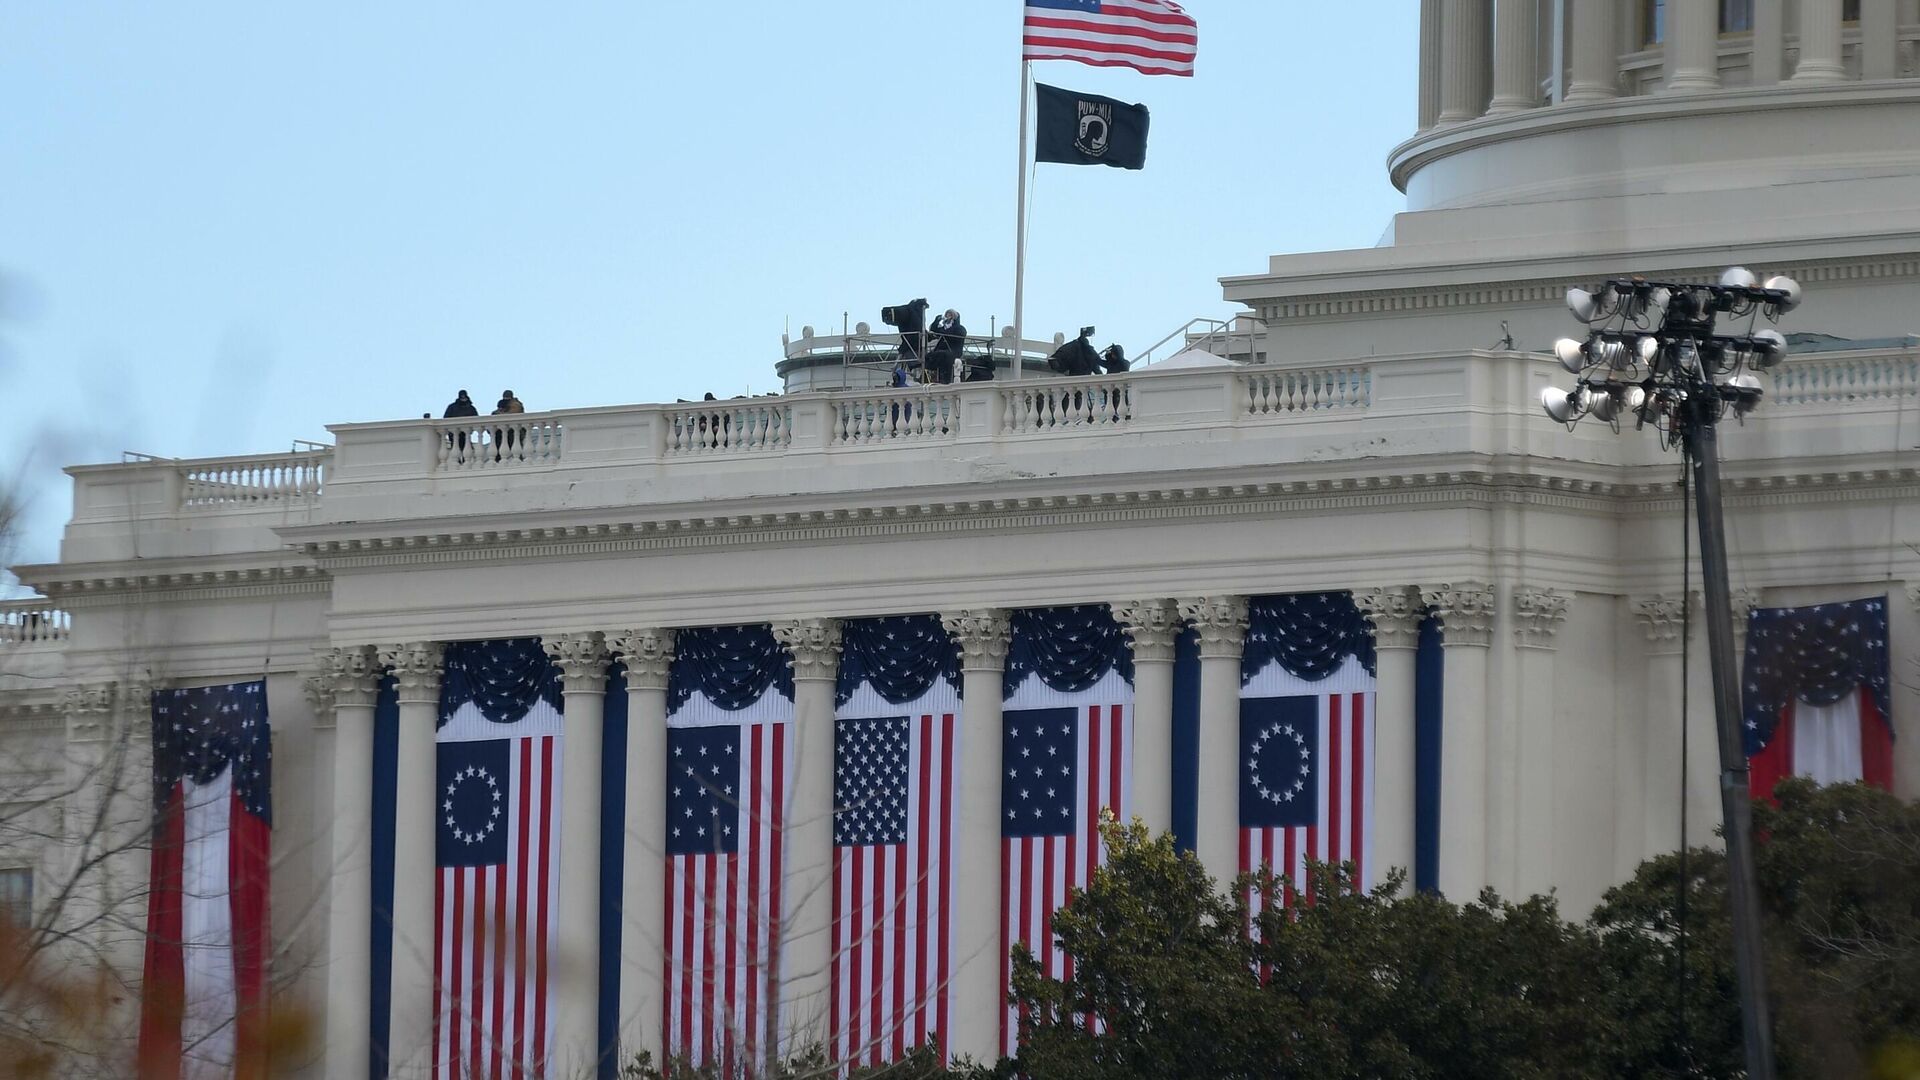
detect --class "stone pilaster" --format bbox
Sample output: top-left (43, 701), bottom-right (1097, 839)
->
top-left (1114, 599), bottom-right (1181, 836)
top-left (771, 618), bottom-right (842, 1056)
top-left (1179, 596), bottom-right (1249, 887)
top-left (318, 645), bottom-right (381, 1080)
top-left (1355, 586), bottom-right (1424, 890)
top-left (542, 632), bottom-right (612, 1074)
top-left (1627, 594), bottom-right (1701, 867)
top-left (377, 641), bottom-right (443, 1076)
top-left (1421, 583), bottom-right (1495, 897)
top-left (940, 608), bottom-right (1010, 1064)
top-left (608, 629), bottom-right (674, 1067)
top-left (1507, 586), bottom-right (1567, 897)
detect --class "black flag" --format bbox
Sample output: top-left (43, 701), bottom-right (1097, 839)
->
top-left (1034, 83), bottom-right (1149, 170)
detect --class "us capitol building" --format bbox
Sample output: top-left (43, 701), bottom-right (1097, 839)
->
top-left (3, 3), bottom-right (1917, 1076)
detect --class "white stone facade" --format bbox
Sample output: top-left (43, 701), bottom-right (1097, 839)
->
top-left (4, 2), bottom-right (1918, 1073)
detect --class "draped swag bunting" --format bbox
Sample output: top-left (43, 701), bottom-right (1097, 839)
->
top-left (437, 638), bottom-right (563, 727)
top-left (835, 614), bottom-right (962, 707)
top-left (1241, 592), bottom-right (1377, 685)
top-left (1742, 595), bottom-right (1892, 755)
top-left (1004, 604), bottom-right (1133, 698)
top-left (667, 624), bottom-right (795, 712)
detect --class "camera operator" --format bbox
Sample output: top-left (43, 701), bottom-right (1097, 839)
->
top-left (927, 309), bottom-right (965, 384)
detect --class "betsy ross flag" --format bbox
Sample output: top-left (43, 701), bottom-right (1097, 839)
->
top-left (829, 615), bottom-right (961, 1069)
top-left (432, 641), bottom-right (565, 1080)
top-left (140, 681), bottom-right (272, 1080)
top-left (1023, 0), bottom-right (1198, 77)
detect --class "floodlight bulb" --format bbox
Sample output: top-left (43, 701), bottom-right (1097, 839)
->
top-left (1636, 335), bottom-right (1661, 362)
top-left (1720, 266), bottom-right (1758, 290)
top-left (1764, 275), bottom-right (1801, 312)
top-left (1541, 386), bottom-right (1579, 424)
top-left (1751, 328), bottom-right (1788, 368)
top-left (1647, 287), bottom-right (1671, 319)
top-left (1587, 387), bottom-right (1623, 422)
top-left (1566, 288), bottom-right (1598, 323)
top-left (1725, 373), bottom-right (1764, 414)
top-left (1553, 337), bottom-right (1588, 374)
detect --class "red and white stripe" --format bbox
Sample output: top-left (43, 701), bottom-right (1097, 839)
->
top-left (1000, 701), bottom-right (1130, 1057)
top-left (830, 711), bottom-right (957, 1069)
top-left (1749, 687), bottom-right (1894, 799)
top-left (665, 721), bottom-right (786, 1072)
top-left (1240, 691), bottom-right (1374, 927)
top-left (1023, 0), bottom-right (1199, 77)
top-left (433, 733), bottom-right (559, 1079)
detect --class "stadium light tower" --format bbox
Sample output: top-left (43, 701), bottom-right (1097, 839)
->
top-left (1542, 267), bottom-right (1800, 1080)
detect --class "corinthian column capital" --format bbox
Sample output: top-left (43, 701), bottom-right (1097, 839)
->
top-left (64, 683), bottom-right (117, 743)
top-left (542, 631), bottom-right (610, 694)
top-left (318, 644), bottom-right (383, 708)
top-left (1113, 598), bottom-right (1181, 663)
top-left (1630, 593), bottom-right (1695, 654)
top-left (611, 628), bottom-right (676, 692)
top-left (1511, 586), bottom-right (1570, 649)
top-left (774, 618), bottom-right (843, 681)
top-left (942, 609), bottom-right (1011, 672)
top-left (1421, 582), bottom-right (1496, 647)
top-left (379, 641), bottom-right (445, 706)
top-left (1179, 595), bottom-right (1249, 660)
top-left (1354, 585), bottom-right (1424, 650)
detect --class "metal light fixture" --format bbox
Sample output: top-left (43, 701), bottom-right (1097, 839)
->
top-left (1538, 266), bottom-right (1803, 1080)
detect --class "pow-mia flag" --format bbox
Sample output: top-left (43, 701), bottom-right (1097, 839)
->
top-left (1034, 82), bottom-right (1149, 170)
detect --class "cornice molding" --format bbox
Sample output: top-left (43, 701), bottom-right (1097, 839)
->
top-left (35, 565), bottom-right (328, 607)
top-left (1113, 598), bottom-right (1181, 663)
top-left (270, 467), bottom-right (1920, 576)
top-left (0, 701), bottom-right (68, 731)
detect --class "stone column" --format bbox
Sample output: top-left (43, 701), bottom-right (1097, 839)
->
top-left (1752, 0), bottom-right (1786, 83)
top-left (770, 618), bottom-right (842, 1055)
top-left (1354, 586), bottom-right (1423, 892)
top-left (318, 645), bottom-right (382, 1080)
top-left (1792, 0), bottom-right (1848, 82)
top-left (544, 631), bottom-right (612, 1075)
top-left (1665, 0), bottom-right (1721, 90)
top-left (1628, 595), bottom-right (1691, 873)
top-left (379, 641), bottom-right (443, 1075)
top-left (1419, 0), bottom-right (1445, 128)
top-left (611, 628), bottom-right (675, 1067)
top-left (1179, 596), bottom-right (1249, 888)
top-left (1437, 0), bottom-right (1494, 123)
top-left (1508, 587), bottom-right (1569, 899)
top-left (1565, 0), bottom-right (1621, 102)
top-left (1862, 0), bottom-right (1900, 78)
top-left (1488, 0), bottom-right (1541, 112)
top-left (1114, 599), bottom-right (1181, 836)
top-left (59, 683), bottom-right (118, 961)
top-left (1420, 583), bottom-right (1496, 899)
top-left (940, 609), bottom-right (1011, 1066)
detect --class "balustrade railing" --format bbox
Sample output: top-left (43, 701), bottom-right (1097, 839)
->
top-left (1768, 352), bottom-right (1920, 407)
top-left (1001, 379), bottom-right (1133, 433)
top-left (1241, 365), bottom-right (1371, 416)
top-left (180, 451), bottom-right (330, 508)
top-left (831, 389), bottom-right (960, 445)
top-left (0, 601), bottom-right (69, 645)
top-left (665, 402), bottom-right (793, 455)
top-left (436, 418), bottom-right (565, 471)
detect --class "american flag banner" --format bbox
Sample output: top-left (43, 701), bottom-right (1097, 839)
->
top-left (1023, 0), bottom-right (1199, 77)
top-left (139, 681), bottom-right (272, 1080)
top-left (1236, 594), bottom-right (1377, 925)
top-left (1743, 596), bottom-right (1894, 798)
top-left (432, 640), bottom-right (565, 1080)
top-left (663, 625), bottom-right (795, 1072)
top-left (830, 615), bottom-right (961, 1069)
top-left (999, 605), bottom-right (1134, 1057)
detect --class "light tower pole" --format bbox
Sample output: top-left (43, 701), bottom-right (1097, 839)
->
top-left (1541, 267), bottom-right (1802, 1080)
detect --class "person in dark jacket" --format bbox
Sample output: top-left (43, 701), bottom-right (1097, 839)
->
top-left (927, 309), bottom-right (965, 384)
top-left (443, 390), bottom-right (478, 418)
top-left (1048, 328), bottom-right (1101, 377)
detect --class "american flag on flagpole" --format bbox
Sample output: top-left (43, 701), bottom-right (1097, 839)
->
top-left (664, 714), bottom-right (786, 1072)
top-left (1000, 698), bottom-right (1130, 1057)
top-left (830, 705), bottom-right (957, 1068)
top-left (1238, 687), bottom-right (1374, 924)
top-left (1023, 0), bottom-right (1199, 77)
top-left (433, 701), bottom-right (562, 1079)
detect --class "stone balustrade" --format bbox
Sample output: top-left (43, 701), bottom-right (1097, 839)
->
top-left (1768, 346), bottom-right (1920, 407)
top-left (0, 599), bottom-right (69, 645)
top-left (180, 450), bottom-right (330, 508)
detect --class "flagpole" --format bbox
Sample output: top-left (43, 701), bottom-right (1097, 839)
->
top-left (1012, 58), bottom-right (1030, 382)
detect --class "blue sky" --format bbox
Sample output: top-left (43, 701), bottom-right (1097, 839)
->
top-left (1, 3), bottom-right (1416, 580)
